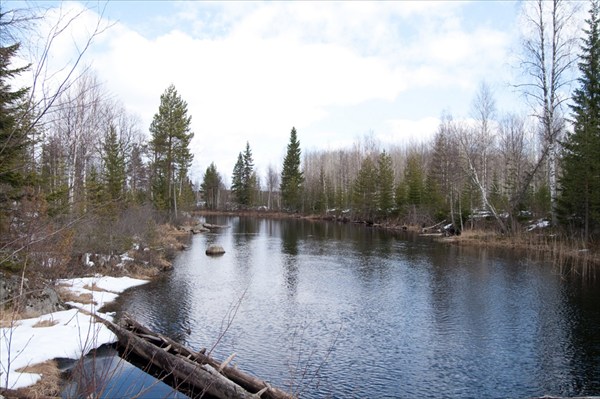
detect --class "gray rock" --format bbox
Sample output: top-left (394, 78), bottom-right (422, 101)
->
top-left (25, 285), bottom-right (64, 315)
top-left (205, 245), bottom-right (225, 256)
top-left (0, 272), bottom-right (26, 308)
top-left (0, 272), bottom-right (64, 315)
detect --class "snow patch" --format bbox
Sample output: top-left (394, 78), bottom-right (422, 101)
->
top-left (1, 275), bottom-right (149, 390)
top-left (526, 219), bottom-right (551, 232)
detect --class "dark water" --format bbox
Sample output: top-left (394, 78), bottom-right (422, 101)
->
top-left (61, 345), bottom-right (186, 398)
top-left (114, 217), bottom-right (600, 398)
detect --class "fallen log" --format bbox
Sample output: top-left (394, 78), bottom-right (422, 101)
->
top-left (421, 219), bottom-right (446, 233)
top-left (203, 223), bottom-right (230, 230)
top-left (119, 315), bottom-right (293, 399)
top-left (106, 318), bottom-right (254, 399)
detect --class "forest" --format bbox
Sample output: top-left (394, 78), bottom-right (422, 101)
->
top-left (1, 0), bottom-right (599, 290)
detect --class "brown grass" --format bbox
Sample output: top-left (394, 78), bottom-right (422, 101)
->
top-left (14, 360), bottom-right (62, 398)
top-left (32, 318), bottom-right (59, 328)
top-left (0, 308), bottom-right (50, 327)
top-left (0, 311), bottom-right (22, 328)
top-left (125, 263), bottom-right (161, 279)
top-left (440, 228), bottom-right (600, 273)
top-left (57, 288), bottom-right (95, 305)
top-left (156, 223), bottom-right (189, 242)
top-left (82, 282), bottom-right (109, 292)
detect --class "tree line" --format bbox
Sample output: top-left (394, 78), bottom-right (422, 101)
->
top-left (1, 0), bottom-right (599, 281)
top-left (1, 7), bottom-right (196, 276)
top-left (200, 0), bottom-right (599, 244)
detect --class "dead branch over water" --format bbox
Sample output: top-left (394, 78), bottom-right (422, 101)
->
top-left (101, 313), bottom-right (294, 399)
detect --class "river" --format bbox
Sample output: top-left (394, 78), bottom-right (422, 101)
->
top-left (112, 216), bottom-right (600, 398)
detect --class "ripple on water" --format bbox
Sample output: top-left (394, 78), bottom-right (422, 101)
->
top-left (115, 217), bottom-right (600, 399)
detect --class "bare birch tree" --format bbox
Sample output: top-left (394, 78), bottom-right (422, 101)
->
top-left (470, 81), bottom-right (497, 208)
top-left (1, 3), bottom-right (111, 265)
top-left (51, 72), bottom-right (105, 215)
top-left (498, 113), bottom-right (532, 224)
top-left (454, 119), bottom-right (507, 233)
top-left (518, 0), bottom-right (579, 224)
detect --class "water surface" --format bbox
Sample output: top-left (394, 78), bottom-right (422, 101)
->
top-left (115, 217), bottom-right (600, 398)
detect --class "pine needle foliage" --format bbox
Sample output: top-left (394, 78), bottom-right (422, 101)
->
top-left (559, 0), bottom-right (600, 242)
top-left (280, 127), bottom-right (304, 212)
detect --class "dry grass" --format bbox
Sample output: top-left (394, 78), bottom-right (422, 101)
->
top-left (0, 308), bottom-right (49, 327)
top-left (156, 223), bottom-right (190, 242)
top-left (0, 311), bottom-right (22, 328)
top-left (14, 360), bottom-right (62, 398)
top-left (32, 318), bottom-right (59, 328)
top-left (82, 282), bottom-right (109, 292)
top-left (440, 228), bottom-right (600, 273)
top-left (57, 288), bottom-right (95, 305)
top-left (125, 263), bottom-right (161, 279)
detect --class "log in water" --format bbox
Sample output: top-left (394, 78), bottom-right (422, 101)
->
top-left (103, 313), bottom-right (293, 399)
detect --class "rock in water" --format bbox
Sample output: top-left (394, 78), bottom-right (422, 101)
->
top-left (205, 245), bottom-right (225, 256)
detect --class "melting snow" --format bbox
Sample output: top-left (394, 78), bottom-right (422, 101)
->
top-left (1, 275), bottom-right (149, 390)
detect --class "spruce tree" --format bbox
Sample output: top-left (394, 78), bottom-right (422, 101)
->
top-left (201, 162), bottom-right (222, 210)
top-left (559, 0), bottom-right (600, 241)
top-left (0, 40), bottom-right (29, 236)
top-left (352, 156), bottom-right (377, 220)
top-left (231, 152), bottom-right (245, 206)
top-left (280, 127), bottom-right (304, 211)
top-left (149, 84), bottom-right (194, 218)
top-left (127, 143), bottom-right (148, 204)
top-left (102, 125), bottom-right (126, 203)
top-left (377, 150), bottom-right (395, 217)
top-left (405, 153), bottom-right (425, 206)
top-left (242, 142), bottom-right (255, 206)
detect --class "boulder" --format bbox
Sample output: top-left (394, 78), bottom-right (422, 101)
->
top-left (205, 245), bottom-right (225, 256)
top-left (0, 272), bottom-right (64, 315)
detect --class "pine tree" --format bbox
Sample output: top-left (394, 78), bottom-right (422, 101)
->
top-left (0, 41), bottom-right (29, 236)
top-left (86, 165), bottom-right (106, 209)
top-left (231, 152), bottom-right (245, 206)
top-left (127, 143), bottom-right (148, 204)
top-left (201, 162), bottom-right (222, 210)
top-left (230, 143), bottom-right (255, 207)
top-left (242, 142), bottom-right (255, 206)
top-left (559, 0), bottom-right (600, 241)
top-left (405, 153), bottom-right (425, 206)
top-left (314, 165), bottom-right (328, 214)
top-left (149, 84), bottom-right (194, 218)
top-left (352, 156), bottom-right (377, 220)
top-left (280, 127), bottom-right (304, 211)
top-left (377, 150), bottom-right (395, 217)
top-left (102, 125), bottom-right (126, 203)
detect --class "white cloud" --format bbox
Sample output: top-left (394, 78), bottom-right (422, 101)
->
top-left (382, 117), bottom-right (441, 146)
top-left (22, 1), bottom-right (520, 182)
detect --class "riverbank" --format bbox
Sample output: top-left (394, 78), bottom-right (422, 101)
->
top-left (438, 229), bottom-right (600, 272)
top-left (197, 209), bottom-right (600, 271)
top-left (0, 222), bottom-right (194, 398)
top-left (0, 275), bottom-right (150, 397)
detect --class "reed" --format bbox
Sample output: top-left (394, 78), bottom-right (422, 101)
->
top-left (446, 227), bottom-right (599, 276)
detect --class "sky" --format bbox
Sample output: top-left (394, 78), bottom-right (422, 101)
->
top-left (10, 0), bottom-right (582, 185)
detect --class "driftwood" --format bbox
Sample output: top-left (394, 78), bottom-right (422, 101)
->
top-left (421, 220), bottom-right (446, 233)
top-left (203, 223), bottom-right (230, 231)
top-left (101, 314), bottom-right (293, 399)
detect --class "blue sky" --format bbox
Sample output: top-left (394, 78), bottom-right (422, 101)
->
top-left (12, 1), bottom-right (585, 184)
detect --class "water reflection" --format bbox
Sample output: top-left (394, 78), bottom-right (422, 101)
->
top-left (281, 221), bottom-right (299, 297)
top-left (114, 217), bottom-right (600, 398)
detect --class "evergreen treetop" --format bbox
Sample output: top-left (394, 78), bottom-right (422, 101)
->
top-left (559, 0), bottom-right (600, 241)
top-left (280, 127), bottom-right (304, 211)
